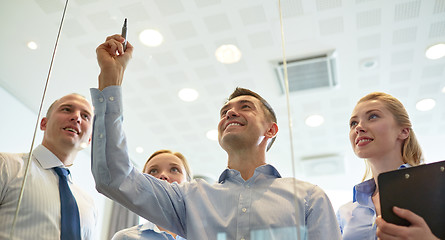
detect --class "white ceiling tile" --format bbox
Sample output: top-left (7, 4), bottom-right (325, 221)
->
top-left (391, 50), bottom-right (414, 65)
top-left (169, 21), bottom-right (199, 40)
top-left (35, 0), bottom-right (64, 14)
top-left (355, 0), bottom-right (375, 4)
top-left (76, 42), bottom-right (96, 59)
top-left (149, 124), bottom-right (171, 135)
top-left (183, 45), bottom-right (209, 61)
top-left (357, 34), bottom-right (381, 50)
top-left (150, 92), bottom-right (174, 105)
top-left (419, 82), bottom-right (442, 95)
top-left (224, 60), bottom-right (249, 74)
top-left (203, 13), bottom-right (232, 33)
top-left (429, 21), bottom-right (445, 38)
top-left (62, 19), bottom-right (87, 38)
top-left (247, 31), bottom-right (275, 48)
top-left (239, 5), bottom-right (267, 26)
top-left (203, 83), bottom-right (228, 97)
top-left (74, 0), bottom-right (101, 5)
top-left (154, 0), bottom-right (185, 16)
top-left (433, 0), bottom-right (445, 14)
top-left (421, 64), bottom-right (445, 78)
top-left (120, 3), bottom-right (150, 22)
top-left (316, 0), bottom-right (342, 11)
top-left (194, 65), bottom-right (218, 80)
top-left (319, 16), bottom-right (344, 36)
top-left (392, 27), bottom-right (417, 44)
top-left (152, 52), bottom-right (179, 66)
top-left (87, 11), bottom-right (118, 30)
top-left (127, 57), bottom-right (150, 72)
top-left (166, 71), bottom-right (190, 84)
top-left (137, 110), bottom-right (160, 123)
top-left (162, 108), bottom-right (185, 120)
top-left (394, 0), bottom-right (421, 21)
top-left (356, 9), bottom-right (381, 29)
top-left (358, 75), bottom-right (380, 88)
top-left (137, 76), bottom-right (161, 89)
top-left (279, 0), bottom-right (304, 18)
top-left (194, 0), bottom-right (221, 8)
top-left (390, 69), bottom-right (412, 83)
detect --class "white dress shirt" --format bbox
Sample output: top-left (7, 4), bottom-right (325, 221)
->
top-left (0, 144), bottom-right (96, 240)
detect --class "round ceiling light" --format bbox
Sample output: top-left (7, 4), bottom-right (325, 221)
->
top-left (139, 29), bottom-right (164, 47)
top-left (27, 41), bottom-right (38, 50)
top-left (416, 98), bottom-right (436, 111)
top-left (136, 147), bottom-right (144, 153)
top-left (215, 44), bottom-right (242, 64)
top-left (425, 43), bottom-right (445, 60)
top-left (178, 88), bottom-right (199, 102)
top-left (305, 114), bottom-right (324, 127)
top-left (359, 58), bottom-right (378, 70)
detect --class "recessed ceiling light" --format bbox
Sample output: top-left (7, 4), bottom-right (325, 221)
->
top-left (359, 58), bottom-right (378, 70)
top-left (139, 29), bottom-right (163, 47)
top-left (416, 98), bottom-right (436, 111)
top-left (136, 147), bottom-right (144, 153)
top-left (27, 41), bottom-right (38, 50)
top-left (178, 88), bottom-right (199, 102)
top-left (305, 114), bottom-right (324, 127)
top-left (215, 44), bottom-right (242, 64)
top-left (206, 129), bottom-right (218, 141)
top-left (442, 86), bottom-right (445, 93)
top-left (425, 43), bottom-right (445, 60)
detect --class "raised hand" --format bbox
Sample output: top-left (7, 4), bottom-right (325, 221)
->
top-left (96, 34), bottom-right (134, 90)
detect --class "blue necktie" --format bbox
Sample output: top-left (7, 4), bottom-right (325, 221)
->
top-left (53, 167), bottom-right (81, 240)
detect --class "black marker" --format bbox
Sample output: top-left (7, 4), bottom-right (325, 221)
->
top-left (121, 18), bottom-right (127, 51)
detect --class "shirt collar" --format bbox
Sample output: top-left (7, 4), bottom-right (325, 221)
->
top-left (218, 164), bottom-right (281, 183)
top-left (33, 144), bottom-right (65, 170)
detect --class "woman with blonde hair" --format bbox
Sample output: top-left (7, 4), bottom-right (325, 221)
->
top-left (337, 92), bottom-right (438, 240)
top-left (112, 149), bottom-right (191, 240)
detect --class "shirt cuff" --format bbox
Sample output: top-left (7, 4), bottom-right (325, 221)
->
top-left (90, 86), bottom-right (123, 115)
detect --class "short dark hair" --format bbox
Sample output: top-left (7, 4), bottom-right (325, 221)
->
top-left (227, 87), bottom-right (277, 151)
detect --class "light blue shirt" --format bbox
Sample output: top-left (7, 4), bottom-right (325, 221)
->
top-left (337, 164), bottom-right (410, 240)
top-left (90, 86), bottom-right (341, 240)
top-left (112, 221), bottom-right (186, 240)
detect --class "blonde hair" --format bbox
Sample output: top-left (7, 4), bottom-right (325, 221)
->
top-left (357, 92), bottom-right (423, 181)
top-left (143, 150), bottom-right (192, 181)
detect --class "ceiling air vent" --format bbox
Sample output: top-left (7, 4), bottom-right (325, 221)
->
top-left (275, 52), bottom-right (338, 93)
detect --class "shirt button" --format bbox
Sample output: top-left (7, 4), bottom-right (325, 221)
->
top-left (99, 97), bottom-right (104, 103)
top-left (241, 238), bottom-right (245, 240)
top-left (242, 208), bottom-right (247, 213)
top-left (99, 134), bottom-right (103, 138)
top-left (109, 96), bottom-right (115, 101)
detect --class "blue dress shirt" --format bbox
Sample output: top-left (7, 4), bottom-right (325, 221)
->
top-left (337, 164), bottom-right (410, 240)
top-left (90, 86), bottom-right (341, 240)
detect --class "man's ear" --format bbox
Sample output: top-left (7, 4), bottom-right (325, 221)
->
top-left (265, 122), bottom-right (278, 138)
top-left (40, 117), bottom-right (48, 131)
top-left (398, 127), bottom-right (410, 140)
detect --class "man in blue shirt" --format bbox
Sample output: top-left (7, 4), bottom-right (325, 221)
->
top-left (91, 34), bottom-right (341, 239)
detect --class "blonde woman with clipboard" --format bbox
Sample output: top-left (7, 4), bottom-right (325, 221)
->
top-left (336, 92), bottom-right (439, 240)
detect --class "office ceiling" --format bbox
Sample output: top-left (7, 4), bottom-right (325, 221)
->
top-left (1, 0), bottom-right (444, 192)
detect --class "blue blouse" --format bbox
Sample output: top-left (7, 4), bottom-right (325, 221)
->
top-left (337, 164), bottom-right (410, 240)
